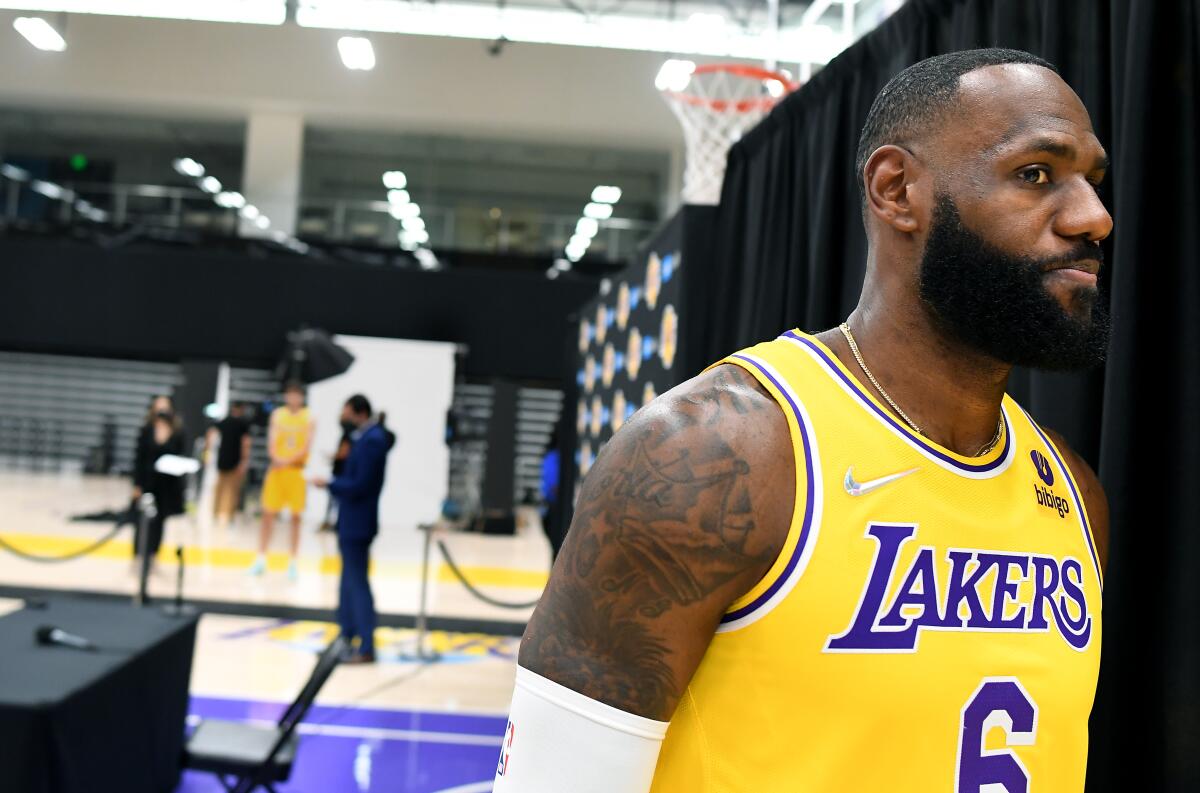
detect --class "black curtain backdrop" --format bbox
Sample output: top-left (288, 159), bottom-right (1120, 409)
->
top-left (692, 1), bottom-right (1199, 790)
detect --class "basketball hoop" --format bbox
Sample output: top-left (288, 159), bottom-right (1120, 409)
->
top-left (658, 62), bottom-right (798, 205)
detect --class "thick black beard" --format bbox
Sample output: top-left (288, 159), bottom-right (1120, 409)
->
top-left (917, 194), bottom-right (1111, 371)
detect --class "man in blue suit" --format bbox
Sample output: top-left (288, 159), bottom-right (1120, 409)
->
top-left (313, 394), bottom-right (394, 664)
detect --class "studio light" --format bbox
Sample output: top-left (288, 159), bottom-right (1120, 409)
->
top-left (590, 185), bottom-right (623, 204)
top-left (13, 16), bottom-right (66, 51)
top-left (173, 157), bottom-right (205, 178)
top-left (382, 171), bottom-right (407, 189)
top-left (387, 189), bottom-right (410, 204)
top-left (393, 202), bottom-right (420, 220)
top-left (401, 216), bottom-right (425, 232)
top-left (583, 202), bottom-right (613, 220)
top-left (1, 163), bottom-right (30, 181)
top-left (338, 36), bottom-right (376, 71)
top-left (199, 176), bottom-right (222, 194)
top-left (575, 217), bottom-right (599, 239)
top-left (239, 204), bottom-right (260, 220)
top-left (654, 59), bottom-right (695, 92)
top-left (215, 191), bottom-right (246, 209)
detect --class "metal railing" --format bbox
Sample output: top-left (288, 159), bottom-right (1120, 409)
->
top-left (0, 176), bottom-right (657, 261)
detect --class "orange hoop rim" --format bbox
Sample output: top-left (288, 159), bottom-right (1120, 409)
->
top-left (661, 63), bottom-right (799, 113)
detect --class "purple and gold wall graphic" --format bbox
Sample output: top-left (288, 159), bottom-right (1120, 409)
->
top-left (571, 214), bottom-right (686, 501)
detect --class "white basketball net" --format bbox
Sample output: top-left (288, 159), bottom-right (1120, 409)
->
top-left (659, 62), bottom-right (793, 205)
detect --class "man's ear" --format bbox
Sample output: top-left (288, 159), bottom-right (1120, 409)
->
top-left (862, 145), bottom-right (921, 233)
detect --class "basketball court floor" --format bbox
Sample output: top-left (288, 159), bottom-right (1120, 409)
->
top-left (0, 469), bottom-right (544, 792)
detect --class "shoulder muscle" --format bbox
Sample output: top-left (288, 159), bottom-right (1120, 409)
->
top-left (518, 363), bottom-right (794, 720)
top-left (1044, 428), bottom-right (1109, 574)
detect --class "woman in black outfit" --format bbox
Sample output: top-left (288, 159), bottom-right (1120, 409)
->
top-left (131, 394), bottom-right (187, 572)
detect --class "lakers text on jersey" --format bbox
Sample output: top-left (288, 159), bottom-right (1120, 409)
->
top-left (649, 330), bottom-right (1103, 793)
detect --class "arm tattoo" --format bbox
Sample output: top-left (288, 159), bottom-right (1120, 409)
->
top-left (520, 365), bottom-right (783, 720)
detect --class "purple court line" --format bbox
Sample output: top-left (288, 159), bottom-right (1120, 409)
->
top-left (180, 697), bottom-right (506, 793)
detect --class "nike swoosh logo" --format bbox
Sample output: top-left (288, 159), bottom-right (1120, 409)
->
top-left (843, 466), bottom-right (920, 497)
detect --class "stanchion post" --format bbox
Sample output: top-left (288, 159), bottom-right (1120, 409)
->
top-left (162, 544), bottom-right (195, 618)
top-left (134, 493), bottom-right (157, 607)
top-left (407, 522), bottom-right (440, 662)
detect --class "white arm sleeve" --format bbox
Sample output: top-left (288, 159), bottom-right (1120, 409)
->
top-left (493, 665), bottom-right (670, 793)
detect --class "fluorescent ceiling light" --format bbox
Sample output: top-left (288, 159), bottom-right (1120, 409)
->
top-left (401, 216), bottom-right (425, 232)
top-left (254, 215), bottom-right (270, 229)
top-left (13, 17), bottom-right (65, 51)
top-left (239, 204), bottom-right (260, 220)
top-left (215, 191), bottom-right (245, 209)
top-left (591, 185), bottom-right (622, 204)
top-left (575, 217), bottom-right (599, 239)
top-left (199, 176), bottom-right (222, 193)
top-left (387, 189), bottom-right (410, 205)
top-left (654, 59), bottom-right (695, 92)
top-left (31, 179), bottom-right (65, 199)
top-left (583, 202), bottom-right (613, 220)
top-left (0, 2), bottom-right (286, 25)
top-left (554, 259), bottom-right (572, 271)
top-left (1, 163), bottom-right (30, 181)
top-left (173, 157), bottom-right (205, 178)
top-left (393, 202), bottom-right (420, 220)
top-left (568, 233), bottom-right (590, 249)
top-left (414, 247), bottom-right (438, 269)
top-left (400, 229), bottom-right (429, 245)
top-left (382, 171), bottom-right (407, 190)
top-left (337, 36), bottom-right (376, 71)
top-left (565, 248), bottom-right (583, 263)
top-left (298, 0), bottom-right (843, 63)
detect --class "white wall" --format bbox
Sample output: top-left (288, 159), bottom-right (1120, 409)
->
top-left (0, 12), bottom-right (684, 149)
top-left (305, 335), bottom-right (456, 533)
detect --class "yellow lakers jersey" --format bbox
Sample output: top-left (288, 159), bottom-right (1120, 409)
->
top-left (650, 331), bottom-right (1103, 792)
top-left (270, 406), bottom-right (312, 465)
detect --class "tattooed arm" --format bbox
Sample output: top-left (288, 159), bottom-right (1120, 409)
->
top-left (518, 364), bottom-right (795, 721)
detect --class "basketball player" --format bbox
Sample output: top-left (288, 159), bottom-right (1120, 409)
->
top-left (250, 382), bottom-right (314, 580)
top-left (495, 49), bottom-right (1111, 792)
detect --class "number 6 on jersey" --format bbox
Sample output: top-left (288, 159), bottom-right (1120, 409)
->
top-left (957, 677), bottom-right (1038, 793)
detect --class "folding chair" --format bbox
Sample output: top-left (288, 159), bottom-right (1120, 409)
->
top-left (183, 635), bottom-right (349, 793)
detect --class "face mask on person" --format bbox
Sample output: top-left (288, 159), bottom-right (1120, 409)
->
top-left (341, 419), bottom-right (358, 434)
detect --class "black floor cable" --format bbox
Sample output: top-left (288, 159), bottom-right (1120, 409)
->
top-left (435, 538), bottom-right (544, 610)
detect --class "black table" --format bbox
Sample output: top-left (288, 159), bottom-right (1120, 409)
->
top-left (0, 598), bottom-right (198, 793)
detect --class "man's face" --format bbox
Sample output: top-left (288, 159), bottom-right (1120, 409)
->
top-left (914, 64), bottom-right (1113, 369)
top-left (284, 389), bottom-right (304, 410)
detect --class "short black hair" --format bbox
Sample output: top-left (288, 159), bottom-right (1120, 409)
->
top-left (345, 394), bottom-right (372, 417)
top-left (283, 380), bottom-right (305, 394)
top-left (854, 48), bottom-right (1058, 204)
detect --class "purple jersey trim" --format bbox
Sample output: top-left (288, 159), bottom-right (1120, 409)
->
top-left (781, 331), bottom-right (1012, 474)
top-left (719, 353), bottom-right (817, 625)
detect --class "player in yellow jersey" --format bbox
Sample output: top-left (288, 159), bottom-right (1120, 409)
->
top-left (496, 49), bottom-right (1112, 792)
top-left (250, 381), bottom-right (315, 580)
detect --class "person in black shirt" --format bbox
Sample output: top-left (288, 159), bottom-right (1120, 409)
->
top-left (207, 402), bottom-right (252, 527)
top-left (131, 394), bottom-right (187, 573)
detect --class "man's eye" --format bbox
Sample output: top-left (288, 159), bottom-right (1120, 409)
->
top-left (1020, 167), bottom-right (1051, 185)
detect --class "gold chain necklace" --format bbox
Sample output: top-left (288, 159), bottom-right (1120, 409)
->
top-left (838, 322), bottom-right (1003, 457)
